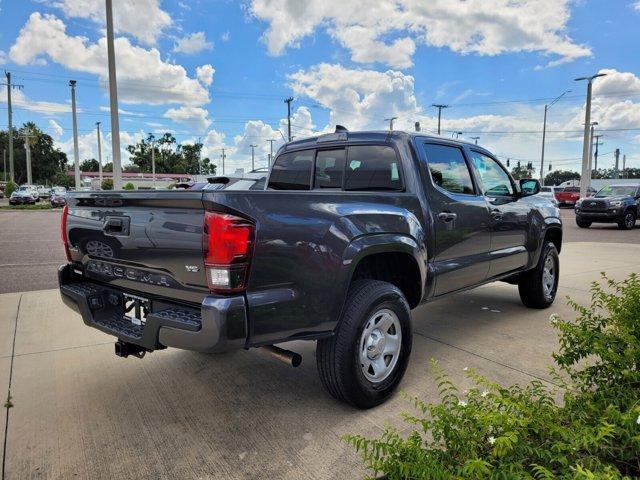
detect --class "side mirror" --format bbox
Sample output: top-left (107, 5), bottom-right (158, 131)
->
top-left (519, 178), bottom-right (541, 196)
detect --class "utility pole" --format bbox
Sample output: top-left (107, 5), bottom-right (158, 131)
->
top-left (592, 134), bottom-right (603, 171)
top-left (96, 122), bottom-right (103, 186)
top-left (622, 154), bottom-right (626, 178)
top-left (23, 129), bottom-right (33, 185)
top-left (197, 136), bottom-right (202, 178)
top-left (384, 117), bottom-right (398, 131)
top-left (3, 149), bottom-right (6, 182)
top-left (471, 136), bottom-right (480, 145)
top-left (452, 131), bottom-right (463, 139)
top-left (106, 0), bottom-right (122, 189)
top-left (431, 104), bottom-right (449, 135)
top-left (575, 73), bottom-right (607, 198)
top-left (540, 90), bottom-right (570, 185)
top-left (284, 97), bottom-right (293, 142)
top-left (3, 72), bottom-right (23, 183)
top-left (587, 122), bottom-right (598, 174)
top-left (267, 139), bottom-right (276, 166)
top-left (613, 149), bottom-right (620, 179)
top-left (250, 144), bottom-right (258, 171)
top-left (69, 80), bottom-right (81, 189)
top-left (220, 148), bottom-right (226, 175)
top-left (150, 135), bottom-right (156, 188)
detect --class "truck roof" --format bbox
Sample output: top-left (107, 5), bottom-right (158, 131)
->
top-left (279, 130), bottom-right (480, 154)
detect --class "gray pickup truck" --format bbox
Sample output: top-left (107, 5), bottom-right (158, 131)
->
top-left (59, 130), bottom-right (562, 408)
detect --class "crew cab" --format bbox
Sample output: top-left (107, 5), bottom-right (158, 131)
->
top-left (575, 184), bottom-right (640, 230)
top-left (58, 130), bottom-right (562, 408)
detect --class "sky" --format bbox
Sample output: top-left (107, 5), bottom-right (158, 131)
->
top-left (0, 0), bottom-right (639, 175)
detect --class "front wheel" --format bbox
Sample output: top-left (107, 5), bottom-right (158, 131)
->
top-left (576, 218), bottom-right (591, 228)
top-left (518, 242), bottom-right (559, 309)
top-left (316, 280), bottom-right (412, 408)
top-left (618, 210), bottom-right (636, 230)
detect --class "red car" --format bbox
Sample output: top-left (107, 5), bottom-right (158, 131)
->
top-left (555, 186), bottom-right (595, 207)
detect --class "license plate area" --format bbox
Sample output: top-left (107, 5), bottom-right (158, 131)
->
top-left (123, 293), bottom-right (150, 327)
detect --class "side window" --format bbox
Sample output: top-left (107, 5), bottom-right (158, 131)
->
top-left (344, 146), bottom-right (402, 191)
top-left (423, 143), bottom-right (475, 195)
top-left (267, 150), bottom-right (314, 190)
top-left (469, 151), bottom-right (514, 196)
top-left (314, 149), bottom-right (345, 189)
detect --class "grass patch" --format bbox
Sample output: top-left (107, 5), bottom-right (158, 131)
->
top-left (0, 203), bottom-right (53, 210)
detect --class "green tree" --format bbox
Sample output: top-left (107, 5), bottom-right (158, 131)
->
top-left (5, 181), bottom-right (18, 197)
top-left (101, 179), bottom-right (113, 190)
top-left (0, 123), bottom-right (68, 185)
top-left (52, 171), bottom-right (73, 188)
top-left (544, 170), bottom-right (580, 186)
top-left (123, 182), bottom-right (135, 190)
top-left (80, 158), bottom-right (99, 171)
top-left (126, 133), bottom-right (216, 175)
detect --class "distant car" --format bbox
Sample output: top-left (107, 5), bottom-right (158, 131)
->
top-left (50, 187), bottom-right (68, 207)
top-left (536, 186), bottom-right (559, 207)
top-left (0, 189), bottom-right (4, 199)
top-left (9, 185), bottom-right (38, 205)
top-left (575, 184), bottom-right (640, 230)
top-left (555, 186), bottom-right (595, 207)
top-left (37, 185), bottom-right (50, 199)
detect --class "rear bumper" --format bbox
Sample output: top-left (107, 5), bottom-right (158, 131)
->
top-left (58, 264), bottom-right (247, 353)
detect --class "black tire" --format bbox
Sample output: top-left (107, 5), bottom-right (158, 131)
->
top-left (618, 210), bottom-right (636, 230)
top-left (518, 242), bottom-right (559, 309)
top-left (316, 280), bottom-right (412, 409)
top-left (575, 218), bottom-right (591, 228)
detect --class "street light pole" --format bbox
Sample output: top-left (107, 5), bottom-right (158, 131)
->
top-left (96, 122), bottom-right (103, 186)
top-left (150, 135), bottom-right (156, 188)
top-left (384, 117), bottom-right (398, 131)
top-left (587, 122), bottom-right (598, 175)
top-left (267, 139), bottom-right (275, 166)
top-left (575, 74), bottom-right (606, 198)
top-left (539, 90), bottom-right (570, 185)
top-left (105, 0), bottom-right (122, 189)
top-left (470, 136), bottom-right (480, 145)
top-left (284, 97), bottom-right (293, 142)
top-left (70, 80), bottom-right (81, 189)
top-left (220, 148), bottom-right (226, 175)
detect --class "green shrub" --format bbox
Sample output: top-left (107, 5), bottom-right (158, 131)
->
top-left (123, 182), bottom-right (135, 190)
top-left (101, 178), bottom-right (113, 190)
top-left (5, 181), bottom-right (18, 197)
top-left (346, 274), bottom-right (640, 479)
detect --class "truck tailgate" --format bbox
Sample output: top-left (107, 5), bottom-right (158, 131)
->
top-left (65, 191), bottom-right (208, 304)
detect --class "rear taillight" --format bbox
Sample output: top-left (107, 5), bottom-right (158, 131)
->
top-left (203, 211), bottom-right (254, 293)
top-left (61, 205), bottom-right (72, 262)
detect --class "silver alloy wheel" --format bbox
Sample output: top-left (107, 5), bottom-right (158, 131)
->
top-left (86, 240), bottom-right (115, 258)
top-left (542, 254), bottom-right (556, 300)
top-left (625, 212), bottom-right (635, 229)
top-left (359, 308), bottom-right (402, 383)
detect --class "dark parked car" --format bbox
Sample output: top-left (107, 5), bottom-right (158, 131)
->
top-left (575, 184), bottom-right (640, 230)
top-left (9, 185), bottom-right (38, 205)
top-left (58, 130), bottom-right (562, 408)
top-left (50, 187), bottom-right (68, 207)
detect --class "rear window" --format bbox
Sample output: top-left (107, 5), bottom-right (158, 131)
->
top-left (268, 150), bottom-right (314, 190)
top-left (344, 146), bottom-right (402, 191)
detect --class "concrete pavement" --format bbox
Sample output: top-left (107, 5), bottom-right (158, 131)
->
top-left (2, 242), bottom-right (639, 479)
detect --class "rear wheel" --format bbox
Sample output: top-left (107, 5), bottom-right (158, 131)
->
top-left (518, 241), bottom-right (559, 309)
top-left (576, 218), bottom-right (591, 228)
top-left (618, 210), bottom-right (636, 230)
top-left (316, 280), bottom-right (412, 408)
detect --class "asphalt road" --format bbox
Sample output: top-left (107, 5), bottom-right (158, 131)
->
top-left (0, 206), bottom-right (637, 294)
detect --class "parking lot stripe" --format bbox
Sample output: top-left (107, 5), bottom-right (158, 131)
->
top-left (2, 294), bottom-right (21, 480)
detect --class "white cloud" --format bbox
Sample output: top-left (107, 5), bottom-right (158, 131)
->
top-left (48, 119), bottom-right (64, 138)
top-left (56, 129), bottom-right (144, 165)
top-left (163, 106), bottom-right (212, 132)
top-left (173, 32), bottom-right (213, 55)
top-left (196, 64), bottom-right (215, 86)
top-left (0, 50), bottom-right (6, 64)
top-left (250, 0), bottom-right (591, 68)
top-left (98, 106), bottom-right (145, 117)
top-left (635, 1), bottom-right (640, 11)
top-left (10, 13), bottom-right (210, 107)
top-left (51, 0), bottom-right (171, 45)
top-left (280, 106), bottom-right (316, 139)
top-left (288, 64), bottom-right (419, 130)
top-left (221, 31), bottom-right (230, 43)
top-left (0, 85), bottom-right (71, 115)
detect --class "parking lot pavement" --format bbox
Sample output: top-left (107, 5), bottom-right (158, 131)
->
top-left (2, 241), bottom-right (640, 479)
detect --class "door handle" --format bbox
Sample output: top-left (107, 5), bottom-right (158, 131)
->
top-left (438, 212), bottom-right (457, 223)
top-left (490, 210), bottom-right (503, 221)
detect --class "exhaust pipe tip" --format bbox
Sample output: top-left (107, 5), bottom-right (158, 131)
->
top-left (261, 345), bottom-right (302, 367)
